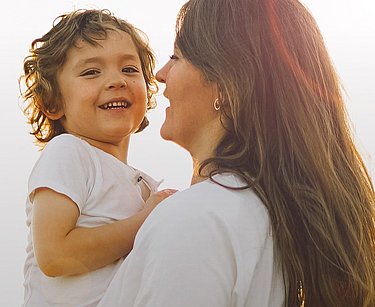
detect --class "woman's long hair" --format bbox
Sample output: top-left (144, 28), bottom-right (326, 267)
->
top-left (176, 0), bottom-right (375, 306)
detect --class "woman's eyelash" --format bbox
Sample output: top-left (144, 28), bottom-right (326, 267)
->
top-left (169, 54), bottom-right (179, 60)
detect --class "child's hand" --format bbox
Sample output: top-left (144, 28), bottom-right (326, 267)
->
top-left (145, 189), bottom-right (178, 210)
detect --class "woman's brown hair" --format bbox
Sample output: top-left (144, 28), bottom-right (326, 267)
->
top-left (176, 0), bottom-right (375, 305)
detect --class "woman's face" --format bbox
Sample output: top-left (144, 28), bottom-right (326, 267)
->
top-left (156, 47), bottom-right (222, 156)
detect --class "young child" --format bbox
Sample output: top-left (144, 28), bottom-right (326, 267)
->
top-left (20, 9), bottom-right (175, 306)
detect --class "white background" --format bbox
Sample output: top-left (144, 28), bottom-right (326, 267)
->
top-left (0, 1), bottom-right (374, 305)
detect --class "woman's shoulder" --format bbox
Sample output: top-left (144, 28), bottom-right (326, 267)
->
top-left (154, 173), bottom-right (270, 231)
top-left (180, 173), bottom-right (264, 209)
top-left (138, 172), bottom-right (272, 257)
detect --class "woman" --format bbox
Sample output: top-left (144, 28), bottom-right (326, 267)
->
top-left (99, 0), bottom-right (375, 306)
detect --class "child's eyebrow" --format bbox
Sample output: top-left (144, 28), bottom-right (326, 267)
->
top-left (76, 56), bottom-right (102, 66)
top-left (76, 54), bottom-right (140, 67)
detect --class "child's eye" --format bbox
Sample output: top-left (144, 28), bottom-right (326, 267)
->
top-left (122, 66), bottom-right (139, 73)
top-left (81, 69), bottom-right (100, 76)
top-left (169, 54), bottom-right (179, 61)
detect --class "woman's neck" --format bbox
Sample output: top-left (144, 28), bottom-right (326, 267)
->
top-left (190, 157), bottom-right (215, 185)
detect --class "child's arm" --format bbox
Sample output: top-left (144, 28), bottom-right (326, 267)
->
top-left (32, 187), bottom-right (177, 277)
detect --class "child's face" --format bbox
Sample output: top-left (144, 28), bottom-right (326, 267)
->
top-left (54, 29), bottom-right (148, 153)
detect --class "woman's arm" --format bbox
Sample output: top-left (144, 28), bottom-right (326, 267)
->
top-left (32, 187), bottom-right (175, 277)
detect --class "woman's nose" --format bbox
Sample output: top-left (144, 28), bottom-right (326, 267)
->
top-left (156, 63), bottom-right (169, 83)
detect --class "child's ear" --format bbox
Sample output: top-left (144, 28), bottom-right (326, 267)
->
top-left (45, 109), bottom-right (64, 120)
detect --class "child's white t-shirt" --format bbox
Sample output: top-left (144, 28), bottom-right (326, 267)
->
top-left (23, 134), bottom-right (160, 307)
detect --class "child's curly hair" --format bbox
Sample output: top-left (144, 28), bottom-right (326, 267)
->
top-left (20, 9), bottom-right (158, 147)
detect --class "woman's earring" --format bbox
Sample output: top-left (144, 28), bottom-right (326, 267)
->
top-left (213, 98), bottom-right (221, 111)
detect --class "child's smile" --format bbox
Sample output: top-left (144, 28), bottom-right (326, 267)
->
top-left (99, 99), bottom-right (131, 110)
top-left (55, 30), bottom-right (148, 159)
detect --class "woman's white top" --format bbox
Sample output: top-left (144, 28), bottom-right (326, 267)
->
top-left (23, 134), bottom-right (160, 307)
top-left (99, 173), bottom-right (285, 307)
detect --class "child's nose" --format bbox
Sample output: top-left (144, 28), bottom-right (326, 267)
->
top-left (107, 74), bottom-right (127, 89)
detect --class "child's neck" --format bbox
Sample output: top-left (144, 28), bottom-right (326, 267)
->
top-left (74, 134), bottom-right (130, 164)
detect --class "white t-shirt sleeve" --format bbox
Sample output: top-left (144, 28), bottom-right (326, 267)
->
top-left (98, 182), bottom-right (271, 307)
top-left (28, 135), bottom-right (95, 211)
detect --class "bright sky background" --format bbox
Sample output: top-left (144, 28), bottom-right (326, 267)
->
top-left (0, 0), bottom-right (374, 305)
